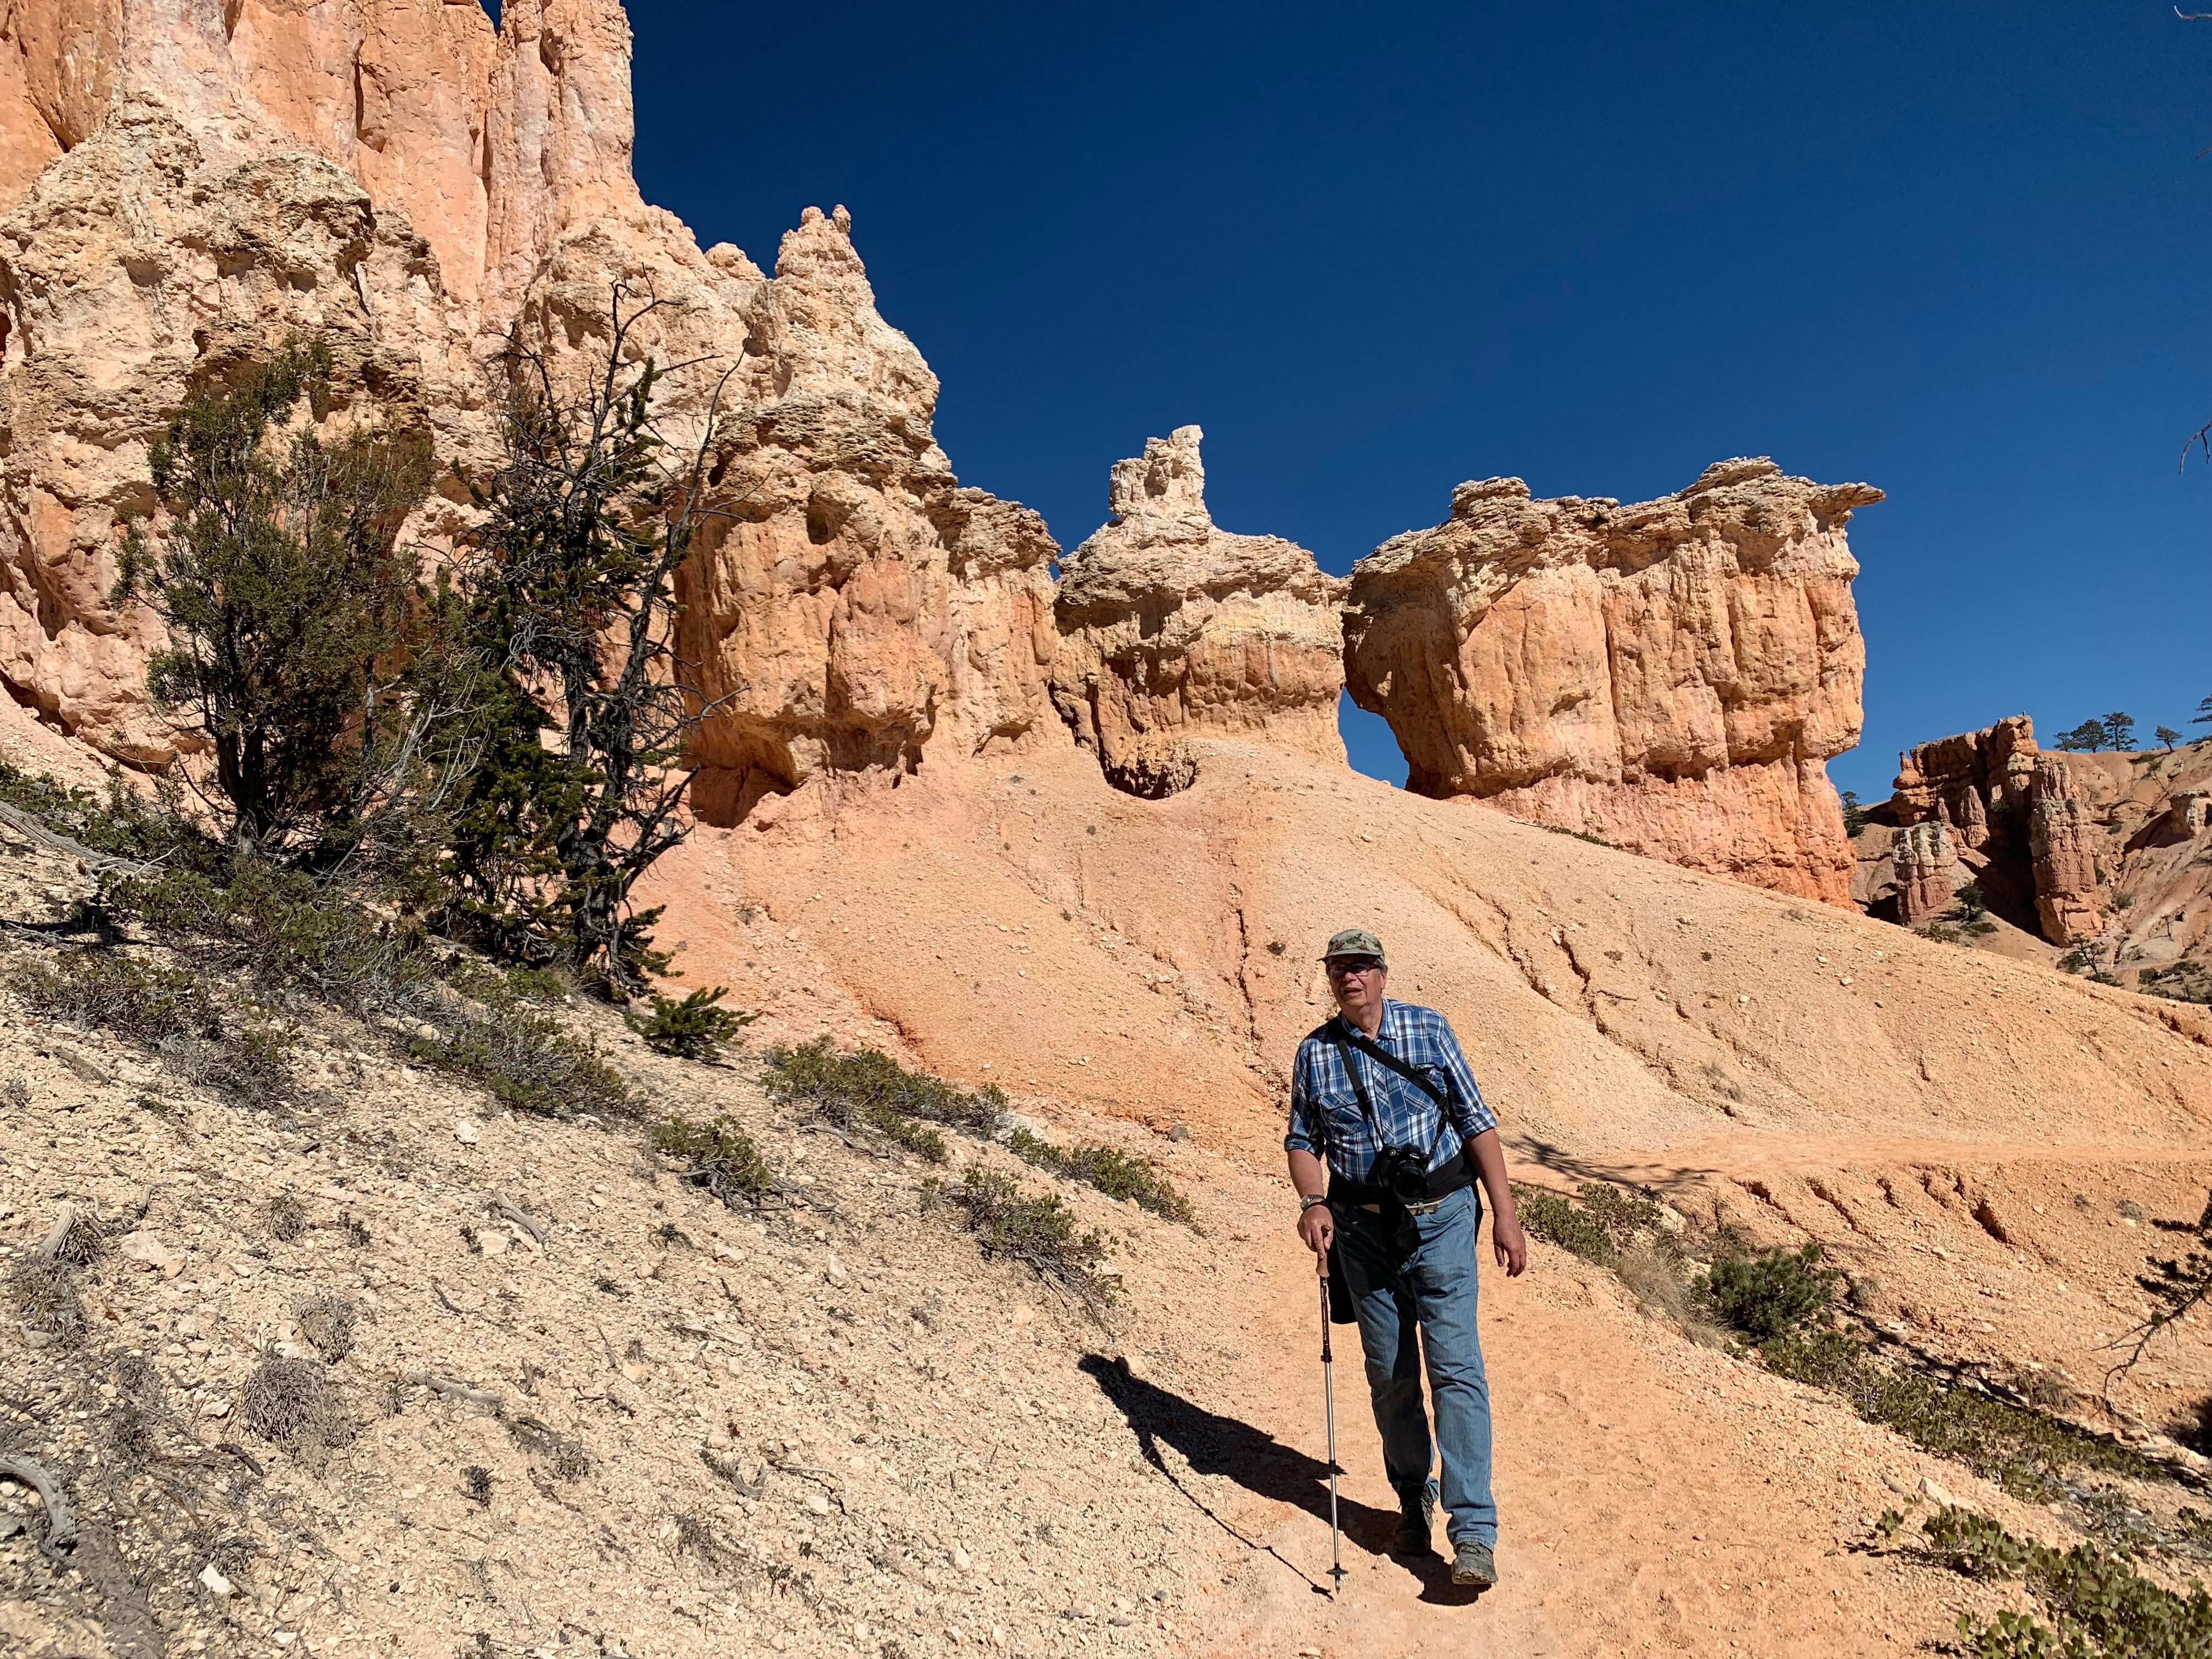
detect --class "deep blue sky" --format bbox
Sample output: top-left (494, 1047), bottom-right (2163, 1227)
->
top-left (625, 0), bottom-right (2212, 798)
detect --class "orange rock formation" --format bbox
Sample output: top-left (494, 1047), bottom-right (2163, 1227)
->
top-left (1342, 459), bottom-right (1882, 906)
top-left (0, 0), bottom-right (1059, 799)
top-left (1882, 715), bottom-right (2104, 945)
top-left (1050, 426), bottom-right (1346, 798)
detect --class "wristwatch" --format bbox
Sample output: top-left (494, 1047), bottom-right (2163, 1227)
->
top-left (1299, 1193), bottom-right (1330, 1212)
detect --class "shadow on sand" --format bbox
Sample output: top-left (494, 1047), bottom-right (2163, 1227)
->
top-left (1077, 1353), bottom-right (1485, 1604)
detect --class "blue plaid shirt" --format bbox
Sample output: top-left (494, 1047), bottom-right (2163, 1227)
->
top-left (1285, 1000), bottom-right (1496, 1182)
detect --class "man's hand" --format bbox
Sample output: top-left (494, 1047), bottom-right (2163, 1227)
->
top-left (1297, 1200), bottom-right (1334, 1261)
top-left (1492, 1211), bottom-right (1527, 1278)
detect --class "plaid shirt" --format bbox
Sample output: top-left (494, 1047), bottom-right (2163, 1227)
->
top-left (1285, 1000), bottom-right (1496, 1182)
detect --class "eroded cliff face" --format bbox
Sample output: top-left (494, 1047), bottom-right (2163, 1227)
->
top-left (1342, 459), bottom-right (1881, 906)
top-left (1868, 715), bottom-right (2104, 946)
top-left (1049, 426), bottom-right (1344, 798)
top-left (0, 0), bottom-right (1058, 791)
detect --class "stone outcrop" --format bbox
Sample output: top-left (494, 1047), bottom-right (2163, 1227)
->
top-left (1880, 715), bottom-right (2102, 945)
top-left (1890, 714), bottom-right (2039, 850)
top-left (0, 93), bottom-right (477, 760)
top-left (2027, 755), bottom-right (2104, 944)
top-left (0, 0), bottom-right (1060, 798)
top-left (1892, 821), bottom-right (1965, 927)
top-left (1343, 458), bottom-right (1881, 905)
top-left (1049, 426), bottom-right (1345, 798)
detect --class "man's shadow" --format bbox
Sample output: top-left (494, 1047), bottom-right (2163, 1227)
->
top-left (1078, 1353), bottom-right (1483, 1602)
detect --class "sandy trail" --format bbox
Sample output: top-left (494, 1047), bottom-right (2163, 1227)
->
top-left (1090, 1179), bottom-right (2004, 1659)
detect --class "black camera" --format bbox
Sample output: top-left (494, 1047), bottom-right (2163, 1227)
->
top-left (1368, 1144), bottom-right (1431, 1205)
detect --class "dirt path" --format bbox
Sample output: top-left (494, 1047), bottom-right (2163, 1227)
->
top-left (1113, 1189), bottom-right (2017, 1659)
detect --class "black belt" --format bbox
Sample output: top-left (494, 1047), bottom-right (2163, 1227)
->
top-left (1328, 1148), bottom-right (1473, 1212)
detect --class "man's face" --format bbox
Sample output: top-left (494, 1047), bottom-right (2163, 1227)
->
top-left (1327, 956), bottom-right (1387, 1020)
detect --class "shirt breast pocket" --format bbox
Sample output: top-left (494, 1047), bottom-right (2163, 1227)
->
top-left (1312, 1088), bottom-right (1365, 1137)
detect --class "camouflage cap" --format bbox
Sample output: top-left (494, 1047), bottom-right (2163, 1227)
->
top-left (1321, 928), bottom-right (1386, 964)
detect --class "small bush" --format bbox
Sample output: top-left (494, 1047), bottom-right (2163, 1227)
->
top-left (766, 1037), bottom-right (1005, 1152)
top-left (111, 857), bottom-right (444, 1019)
top-left (1514, 1184), bottom-right (1620, 1265)
top-left (1703, 1241), bottom-right (1840, 1341)
top-left (410, 1011), bottom-right (634, 1120)
top-left (2, 1077), bottom-right (30, 1111)
top-left (631, 985), bottom-right (756, 1062)
top-left (1616, 1243), bottom-right (1722, 1341)
top-left (180, 1022), bottom-right (302, 1111)
top-left (1006, 1127), bottom-right (1196, 1225)
top-left (267, 1193), bottom-right (308, 1242)
top-left (293, 1295), bottom-right (357, 1363)
top-left (461, 1465), bottom-right (493, 1506)
top-left (505, 1414), bottom-right (589, 1480)
top-left (1921, 1509), bottom-right (2212, 1659)
top-left (1512, 1180), bottom-right (1668, 1269)
top-left (238, 1352), bottom-right (351, 1465)
top-left (926, 1166), bottom-right (1110, 1308)
top-left (8, 1257), bottom-right (83, 1342)
top-left (17, 950), bottom-right (222, 1045)
top-left (1763, 1329), bottom-right (2166, 1497)
top-left (651, 1114), bottom-right (774, 1207)
top-left (1923, 1506), bottom-right (2034, 1580)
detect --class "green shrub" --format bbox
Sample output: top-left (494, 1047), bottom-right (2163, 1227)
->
top-left (1703, 1241), bottom-right (1840, 1340)
top-left (631, 985), bottom-right (756, 1062)
top-left (1005, 1127), bottom-right (1196, 1225)
top-left (111, 857), bottom-right (442, 1018)
top-left (650, 1114), bottom-right (774, 1207)
top-left (1923, 1506), bottom-right (2034, 1580)
top-left (925, 1166), bottom-right (1110, 1309)
top-left (410, 1011), bottom-right (634, 1120)
top-left (1920, 1509), bottom-right (2212, 1659)
top-left (1511, 1180), bottom-right (1669, 1269)
top-left (765, 1037), bottom-right (1005, 1154)
top-left (17, 950), bottom-right (222, 1045)
top-left (1763, 1330), bottom-right (2166, 1497)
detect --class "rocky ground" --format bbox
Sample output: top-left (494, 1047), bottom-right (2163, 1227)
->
top-left (8, 742), bottom-right (2210, 1657)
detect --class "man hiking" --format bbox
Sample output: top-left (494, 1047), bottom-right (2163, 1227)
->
top-left (1286, 927), bottom-right (1527, 1590)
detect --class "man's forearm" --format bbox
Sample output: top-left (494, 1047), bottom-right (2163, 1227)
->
top-left (1467, 1127), bottom-right (1515, 1218)
top-left (1287, 1148), bottom-right (1328, 1201)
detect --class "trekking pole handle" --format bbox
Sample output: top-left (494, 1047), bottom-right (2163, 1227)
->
top-left (1318, 1272), bottom-right (1332, 1364)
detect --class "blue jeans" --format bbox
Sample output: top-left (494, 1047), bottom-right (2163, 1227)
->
top-left (1331, 1184), bottom-right (1496, 1547)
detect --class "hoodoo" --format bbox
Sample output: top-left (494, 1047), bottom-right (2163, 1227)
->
top-left (0, 0), bottom-right (1062, 809)
top-left (1342, 458), bottom-right (1881, 906)
top-left (1050, 425), bottom-right (1346, 798)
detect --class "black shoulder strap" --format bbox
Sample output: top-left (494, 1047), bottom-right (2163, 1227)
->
top-left (1330, 1017), bottom-right (1453, 1158)
top-left (1336, 1021), bottom-right (1448, 1104)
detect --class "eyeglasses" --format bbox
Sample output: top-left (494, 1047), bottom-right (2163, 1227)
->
top-left (1327, 958), bottom-right (1383, 978)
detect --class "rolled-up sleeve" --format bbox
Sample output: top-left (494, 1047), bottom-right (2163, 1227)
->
top-left (1434, 1017), bottom-right (1498, 1141)
top-left (1284, 1039), bottom-right (1322, 1158)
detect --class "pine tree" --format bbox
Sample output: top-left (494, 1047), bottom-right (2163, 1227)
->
top-left (112, 343), bottom-right (461, 865)
top-left (2157, 725), bottom-right (2182, 751)
top-left (452, 287), bottom-right (737, 994)
top-left (2101, 711), bottom-right (2136, 751)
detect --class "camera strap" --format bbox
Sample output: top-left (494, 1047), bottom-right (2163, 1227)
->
top-left (1330, 1019), bottom-right (1452, 1164)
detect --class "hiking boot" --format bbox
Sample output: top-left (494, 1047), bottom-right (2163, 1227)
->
top-left (1390, 1479), bottom-right (1437, 1556)
top-left (1451, 1539), bottom-right (1498, 1589)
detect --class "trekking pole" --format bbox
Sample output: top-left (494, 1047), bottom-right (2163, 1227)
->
top-left (1318, 1266), bottom-right (1345, 1595)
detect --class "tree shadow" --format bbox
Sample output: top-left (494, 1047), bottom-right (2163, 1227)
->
top-left (1077, 1353), bottom-right (1487, 1602)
